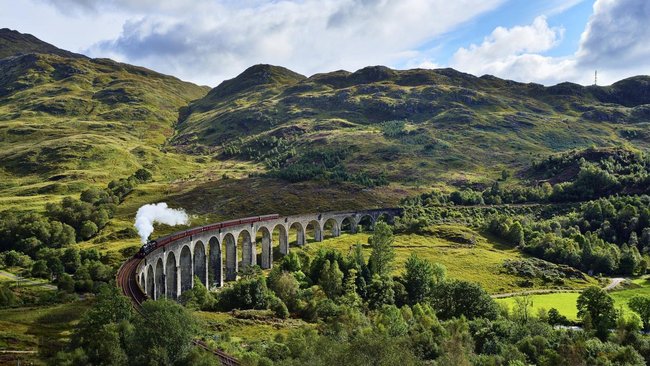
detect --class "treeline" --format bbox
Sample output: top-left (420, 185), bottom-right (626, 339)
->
top-left (394, 198), bottom-right (549, 233)
top-left (258, 285), bottom-right (650, 366)
top-left (487, 195), bottom-right (650, 275)
top-left (0, 168), bottom-right (151, 257)
top-left (0, 246), bottom-right (114, 302)
top-left (405, 147), bottom-right (650, 206)
top-left (62, 286), bottom-right (650, 366)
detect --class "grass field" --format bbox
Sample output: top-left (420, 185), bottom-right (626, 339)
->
top-left (496, 277), bottom-right (650, 322)
top-left (293, 227), bottom-right (596, 294)
top-left (496, 292), bottom-right (582, 321)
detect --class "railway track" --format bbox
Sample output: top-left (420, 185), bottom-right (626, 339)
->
top-left (116, 256), bottom-right (240, 366)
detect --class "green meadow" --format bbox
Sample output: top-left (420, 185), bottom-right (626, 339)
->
top-left (497, 277), bottom-right (650, 322)
top-left (294, 228), bottom-right (596, 294)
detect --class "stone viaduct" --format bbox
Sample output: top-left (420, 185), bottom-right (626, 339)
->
top-left (135, 208), bottom-right (401, 300)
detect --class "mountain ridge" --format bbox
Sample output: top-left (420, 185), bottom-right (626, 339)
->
top-left (173, 62), bottom-right (650, 189)
top-left (0, 28), bottom-right (86, 59)
top-left (1, 28), bottom-right (649, 208)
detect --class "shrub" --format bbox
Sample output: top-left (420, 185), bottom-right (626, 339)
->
top-left (269, 296), bottom-right (289, 319)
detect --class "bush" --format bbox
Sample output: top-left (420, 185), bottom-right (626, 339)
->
top-left (0, 286), bottom-right (19, 307)
top-left (431, 280), bottom-right (498, 320)
top-left (133, 168), bottom-right (153, 182)
top-left (547, 308), bottom-right (570, 326)
top-left (57, 273), bottom-right (75, 293)
top-left (269, 296), bottom-right (289, 319)
top-left (179, 276), bottom-right (215, 310)
top-left (31, 259), bottom-right (50, 279)
top-left (1, 250), bottom-right (33, 268)
top-left (217, 276), bottom-right (273, 311)
top-left (79, 221), bottom-right (98, 240)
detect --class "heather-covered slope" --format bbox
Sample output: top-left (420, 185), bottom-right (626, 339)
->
top-left (174, 64), bottom-right (650, 188)
top-left (0, 31), bottom-right (209, 207)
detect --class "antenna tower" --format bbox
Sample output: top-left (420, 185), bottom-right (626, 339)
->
top-left (594, 70), bottom-right (597, 86)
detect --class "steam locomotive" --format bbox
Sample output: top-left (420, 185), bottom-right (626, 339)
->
top-left (137, 214), bottom-right (280, 257)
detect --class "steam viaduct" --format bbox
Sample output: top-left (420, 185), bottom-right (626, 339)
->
top-left (135, 208), bottom-right (401, 300)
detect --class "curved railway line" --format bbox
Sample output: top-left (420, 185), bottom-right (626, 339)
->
top-left (116, 256), bottom-right (240, 366)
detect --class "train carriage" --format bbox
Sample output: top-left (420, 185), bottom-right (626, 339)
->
top-left (138, 214), bottom-right (280, 256)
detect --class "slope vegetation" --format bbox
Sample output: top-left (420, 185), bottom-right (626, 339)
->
top-left (0, 32), bottom-right (209, 208)
top-left (175, 64), bottom-right (650, 188)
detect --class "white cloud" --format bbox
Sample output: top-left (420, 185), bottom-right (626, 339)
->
top-left (80, 0), bottom-right (505, 85)
top-left (7, 0), bottom-right (648, 86)
top-left (544, 0), bottom-right (588, 16)
top-left (451, 16), bottom-right (574, 84)
top-left (451, 0), bottom-right (650, 85)
top-left (36, 0), bottom-right (207, 14)
top-left (415, 60), bottom-right (441, 69)
top-left (576, 0), bottom-right (650, 71)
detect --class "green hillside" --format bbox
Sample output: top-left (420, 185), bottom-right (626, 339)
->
top-left (0, 30), bottom-right (210, 212)
top-left (0, 28), bottom-right (84, 59)
top-left (0, 28), bottom-right (648, 224)
top-left (2, 27), bottom-right (650, 218)
top-left (174, 64), bottom-right (650, 190)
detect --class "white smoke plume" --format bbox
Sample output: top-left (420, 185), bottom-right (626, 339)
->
top-left (134, 203), bottom-right (189, 244)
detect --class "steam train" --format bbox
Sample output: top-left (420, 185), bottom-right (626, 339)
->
top-left (137, 214), bottom-right (280, 258)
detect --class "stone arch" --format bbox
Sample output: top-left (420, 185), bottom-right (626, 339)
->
top-left (146, 265), bottom-right (154, 298)
top-left (180, 245), bottom-right (193, 294)
top-left (208, 236), bottom-right (222, 288)
top-left (239, 230), bottom-right (255, 269)
top-left (341, 216), bottom-right (356, 234)
top-left (289, 222), bottom-right (305, 246)
top-left (323, 218), bottom-right (340, 238)
top-left (140, 272), bottom-right (145, 290)
top-left (224, 233), bottom-right (237, 282)
top-left (357, 214), bottom-right (374, 232)
top-left (165, 252), bottom-right (178, 299)
top-left (258, 226), bottom-right (273, 269)
top-left (306, 220), bottom-right (323, 242)
top-left (155, 258), bottom-right (164, 300)
top-left (273, 224), bottom-right (289, 256)
top-left (193, 241), bottom-right (207, 286)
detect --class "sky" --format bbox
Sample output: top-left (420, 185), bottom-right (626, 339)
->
top-left (1, 0), bottom-right (648, 87)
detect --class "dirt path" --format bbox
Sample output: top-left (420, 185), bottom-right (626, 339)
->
top-left (603, 277), bottom-right (625, 291)
top-left (492, 277), bottom-right (626, 299)
top-left (0, 269), bottom-right (57, 290)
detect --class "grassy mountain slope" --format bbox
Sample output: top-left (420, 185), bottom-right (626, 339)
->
top-left (0, 28), bottom-right (85, 59)
top-left (1, 29), bottom-right (649, 227)
top-left (175, 65), bottom-right (650, 189)
top-left (0, 33), bottom-right (210, 211)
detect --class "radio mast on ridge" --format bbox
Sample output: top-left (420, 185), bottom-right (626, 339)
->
top-left (594, 70), bottom-right (598, 86)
